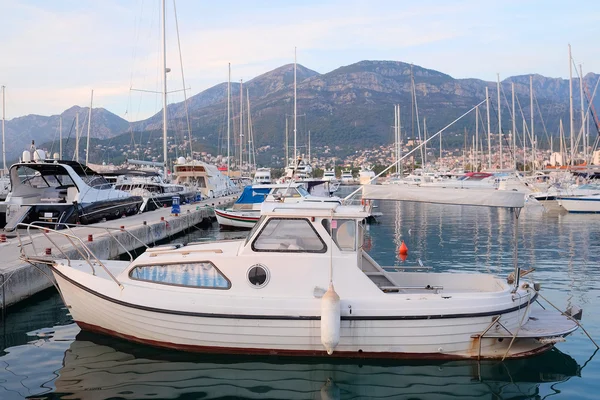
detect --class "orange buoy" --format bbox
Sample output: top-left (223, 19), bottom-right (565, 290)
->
top-left (399, 240), bottom-right (408, 256)
top-left (399, 252), bottom-right (408, 262)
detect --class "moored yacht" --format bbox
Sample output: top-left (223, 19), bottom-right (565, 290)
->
top-left (359, 167), bottom-right (377, 185)
top-left (2, 151), bottom-right (142, 231)
top-left (26, 200), bottom-right (580, 359)
top-left (172, 157), bottom-right (239, 199)
top-left (253, 168), bottom-right (272, 184)
top-left (340, 169), bottom-right (355, 185)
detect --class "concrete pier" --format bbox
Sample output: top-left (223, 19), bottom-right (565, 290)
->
top-left (0, 195), bottom-right (236, 310)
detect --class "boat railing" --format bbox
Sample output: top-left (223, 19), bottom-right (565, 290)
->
top-left (16, 222), bottom-right (151, 288)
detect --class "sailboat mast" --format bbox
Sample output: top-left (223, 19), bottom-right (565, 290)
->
top-left (475, 105), bottom-right (479, 171)
top-left (1, 85), bottom-right (5, 173)
top-left (285, 117), bottom-right (288, 167)
top-left (227, 63), bottom-right (231, 177)
top-left (86, 89), bottom-right (93, 165)
top-left (512, 82), bottom-right (516, 170)
top-left (75, 111), bottom-right (79, 162)
top-left (486, 87), bottom-right (491, 169)
top-left (161, 0), bottom-right (168, 179)
top-left (239, 79), bottom-right (243, 173)
top-left (579, 64), bottom-right (586, 162)
top-left (529, 76), bottom-right (534, 173)
top-left (308, 130), bottom-right (311, 165)
top-left (246, 88), bottom-right (252, 171)
top-left (294, 47), bottom-right (297, 166)
top-left (568, 44), bottom-right (574, 166)
top-left (497, 74), bottom-right (502, 170)
top-left (59, 115), bottom-right (62, 160)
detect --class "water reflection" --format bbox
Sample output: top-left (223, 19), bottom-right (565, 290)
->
top-left (38, 331), bottom-right (581, 400)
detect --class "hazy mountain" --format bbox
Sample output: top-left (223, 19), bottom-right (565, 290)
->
top-left (4, 106), bottom-right (128, 161)
top-left (6, 60), bottom-right (599, 164)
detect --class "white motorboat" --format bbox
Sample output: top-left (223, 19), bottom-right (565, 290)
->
top-left (557, 193), bottom-right (600, 213)
top-left (322, 169), bottom-right (337, 182)
top-left (340, 170), bottom-right (355, 185)
top-left (2, 151), bottom-right (142, 231)
top-left (172, 157), bottom-right (239, 199)
top-left (215, 182), bottom-right (341, 229)
top-left (24, 201), bottom-right (579, 359)
top-left (359, 167), bottom-right (377, 185)
top-left (253, 168), bottom-right (272, 184)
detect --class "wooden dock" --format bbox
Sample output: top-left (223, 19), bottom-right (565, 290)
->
top-left (0, 195), bottom-right (236, 310)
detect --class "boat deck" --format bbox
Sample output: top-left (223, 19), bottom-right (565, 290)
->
top-left (479, 309), bottom-right (578, 338)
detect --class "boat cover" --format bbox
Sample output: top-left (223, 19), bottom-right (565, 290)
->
top-left (362, 184), bottom-right (525, 208)
top-left (236, 186), bottom-right (270, 204)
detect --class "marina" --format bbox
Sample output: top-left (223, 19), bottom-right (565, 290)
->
top-left (1, 0), bottom-right (600, 397)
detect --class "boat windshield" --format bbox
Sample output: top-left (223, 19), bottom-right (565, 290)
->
top-left (245, 215), bottom-right (266, 246)
top-left (297, 186), bottom-right (310, 197)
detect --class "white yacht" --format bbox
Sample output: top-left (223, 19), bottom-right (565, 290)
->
top-left (340, 170), bottom-right (355, 185)
top-left (25, 201), bottom-right (580, 359)
top-left (253, 168), bottom-right (272, 184)
top-left (171, 157), bottom-right (239, 199)
top-left (322, 169), bottom-right (337, 182)
top-left (359, 167), bottom-right (377, 185)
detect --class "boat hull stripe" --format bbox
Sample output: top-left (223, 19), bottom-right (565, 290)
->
top-left (52, 266), bottom-right (537, 321)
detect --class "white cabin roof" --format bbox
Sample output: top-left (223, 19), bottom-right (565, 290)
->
top-left (260, 201), bottom-right (370, 218)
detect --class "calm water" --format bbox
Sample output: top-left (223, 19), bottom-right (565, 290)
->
top-left (1, 188), bottom-right (599, 399)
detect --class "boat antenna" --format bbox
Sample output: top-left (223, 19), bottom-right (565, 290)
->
top-left (343, 98), bottom-right (487, 203)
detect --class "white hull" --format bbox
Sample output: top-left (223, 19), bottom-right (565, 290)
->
top-left (214, 208), bottom-right (258, 228)
top-left (54, 267), bottom-right (559, 359)
top-left (558, 196), bottom-right (600, 213)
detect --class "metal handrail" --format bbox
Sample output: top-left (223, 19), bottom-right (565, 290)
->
top-left (16, 222), bottom-right (131, 288)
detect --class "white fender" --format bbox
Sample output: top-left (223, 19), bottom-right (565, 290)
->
top-left (320, 283), bottom-right (341, 355)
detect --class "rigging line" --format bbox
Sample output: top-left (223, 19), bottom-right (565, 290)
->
top-left (532, 92), bottom-right (552, 149)
top-left (62, 117), bottom-right (77, 153)
top-left (173, 0), bottom-right (193, 158)
top-left (344, 98), bottom-right (487, 202)
top-left (489, 102), bottom-right (517, 164)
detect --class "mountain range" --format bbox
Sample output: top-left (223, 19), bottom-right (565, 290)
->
top-left (4, 60), bottom-right (599, 164)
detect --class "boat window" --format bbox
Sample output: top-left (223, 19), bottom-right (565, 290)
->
top-left (271, 188), bottom-right (302, 198)
top-left (322, 219), bottom-right (356, 251)
top-left (245, 215), bottom-right (267, 246)
top-left (252, 218), bottom-right (326, 253)
top-left (129, 261), bottom-right (230, 289)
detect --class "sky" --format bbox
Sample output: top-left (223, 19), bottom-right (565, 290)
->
top-left (1, 0), bottom-right (599, 121)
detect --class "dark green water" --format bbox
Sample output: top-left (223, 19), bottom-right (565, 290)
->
top-left (1, 191), bottom-right (599, 399)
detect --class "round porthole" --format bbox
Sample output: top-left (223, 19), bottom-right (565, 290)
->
top-left (247, 264), bottom-right (269, 288)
